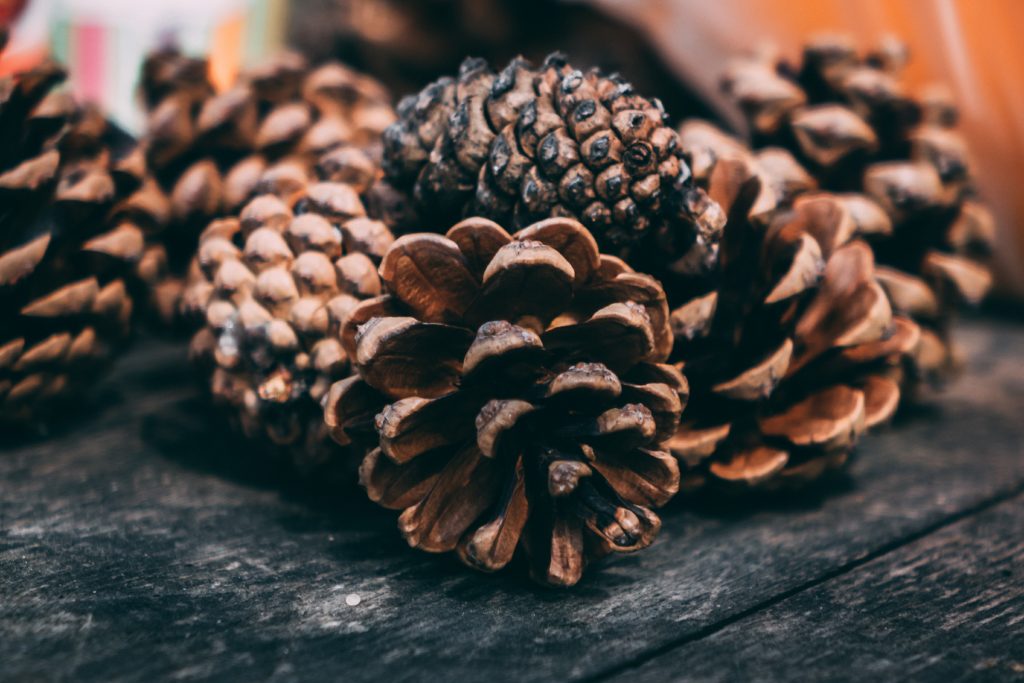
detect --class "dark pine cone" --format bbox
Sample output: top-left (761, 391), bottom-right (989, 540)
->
top-left (667, 130), bottom-right (918, 490)
top-left (721, 36), bottom-right (994, 392)
top-left (382, 53), bottom-right (725, 282)
top-left (184, 172), bottom-right (395, 476)
top-left (1, 57), bottom-right (138, 426)
top-left (126, 47), bottom-right (398, 325)
top-left (325, 217), bottom-right (684, 586)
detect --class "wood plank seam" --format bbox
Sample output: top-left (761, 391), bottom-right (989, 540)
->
top-left (580, 483), bottom-right (1024, 683)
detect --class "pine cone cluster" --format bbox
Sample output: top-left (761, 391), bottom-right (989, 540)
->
top-left (183, 169), bottom-right (396, 473)
top-left (668, 124), bottom-right (917, 490)
top-left (381, 53), bottom-right (725, 277)
top-left (129, 47), bottom-right (398, 324)
top-left (1, 57), bottom-right (137, 425)
top-left (1, 30), bottom-right (993, 585)
top-left (721, 36), bottom-right (994, 391)
top-left (325, 217), bottom-right (684, 586)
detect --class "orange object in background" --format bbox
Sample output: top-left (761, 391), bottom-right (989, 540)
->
top-left (0, 0), bottom-right (39, 75)
top-left (597, 0), bottom-right (1024, 298)
top-left (209, 11), bottom-right (244, 93)
top-left (0, 0), bottom-right (27, 25)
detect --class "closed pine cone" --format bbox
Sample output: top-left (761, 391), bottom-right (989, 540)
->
top-left (1, 57), bottom-right (138, 425)
top-left (184, 175), bottom-right (395, 474)
top-left (382, 53), bottom-right (725, 283)
top-left (668, 130), bottom-right (918, 490)
top-left (721, 36), bottom-right (994, 392)
top-left (127, 47), bottom-right (397, 324)
top-left (325, 217), bottom-right (684, 586)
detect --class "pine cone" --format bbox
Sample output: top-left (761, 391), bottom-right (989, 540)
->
top-left (721, 36), bottom-right (994, 392)
top-left (381, 53), bottom-right (725, 281)
top-left (183, 171), bottom-right (395, 474)
top-left (324, 217), bottom-right (684, 586)
top-left (1, 58), bottom-right (137, 425)
top-left (128, 48), bottom-right (397, 325)
top-left (666, 136), bottom-right (917, 490)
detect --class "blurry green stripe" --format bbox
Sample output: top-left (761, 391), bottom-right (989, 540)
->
top-left (51, 18), bottom-right (70, 65)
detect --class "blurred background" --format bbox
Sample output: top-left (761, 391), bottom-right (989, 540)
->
top-left (2, 0), bottom-right (1022, 299)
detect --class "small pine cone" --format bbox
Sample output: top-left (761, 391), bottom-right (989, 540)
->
top-left (1, 57), bottom-right (138, 425)
top-left (183, 175), bottom-right (395, 475)
top-left (129, 47), bottom-right (397, 326)
top-left (325, 217), bottom-right (684, 586)
top-left (666, 140), bottom-right (917, 491)
top-left (382, 53), bottom-right (725, 280)
top-left (721, 36), bottom-right (994, 393)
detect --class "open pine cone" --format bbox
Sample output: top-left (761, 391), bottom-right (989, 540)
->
top-left (1, 58), bottom-right (137, 425)
top-left (128, 47), bottom-right (397, 324)
top-left (382, 53), bottom-right (724, 282)
top-left (667, 137), bottom-right (918, 491)
top-left (721, 36), bottom-right (994, 392)
top-left (183, 172), bottom-right (395, 474)
top-left (325, 217), bottom-right (684, 586)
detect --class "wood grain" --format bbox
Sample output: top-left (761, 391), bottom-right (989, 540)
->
top-left (1, 320), bottom-right (1023, 682)
top-left (603, 495), bottom-right (1024, 682)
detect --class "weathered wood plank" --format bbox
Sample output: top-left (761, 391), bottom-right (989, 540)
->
top-left (1, 320), bottom-right (1023, 683)
top-left (602, 495), bottom-right (1024, 682)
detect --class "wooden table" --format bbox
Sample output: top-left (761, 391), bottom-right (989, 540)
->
top-left (3, 318), bottom-right (1023, 682)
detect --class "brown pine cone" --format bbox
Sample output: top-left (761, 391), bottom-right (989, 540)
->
top-left (127, 47), bottom-right (397, 325)
top-left (721, 36), bottom-right (994, 393)
top-left (667, 133), bottom-right (917, 490)
top-left (183, 172), bottom-right (395, 474)
top-left (381, 53), bottom-right (724, 283)
top-left (1, 58), bottom-right (138, 426)
top-left (324, 217), bottom-right (683, 586)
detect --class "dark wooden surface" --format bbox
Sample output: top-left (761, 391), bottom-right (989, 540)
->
top-left (2, 318), bottom-right (1023, 683)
